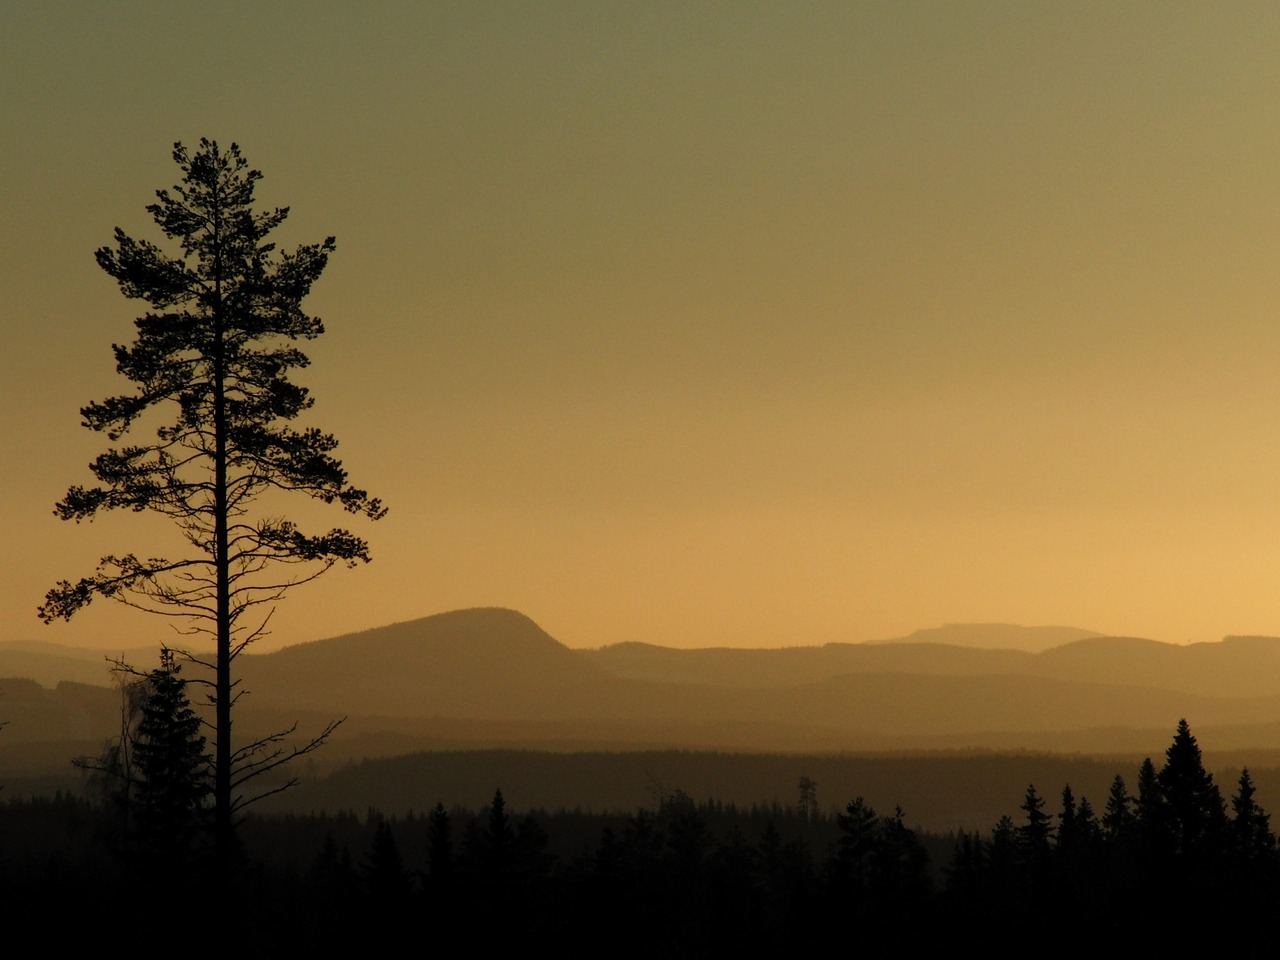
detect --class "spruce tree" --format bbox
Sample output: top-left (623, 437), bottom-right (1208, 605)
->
top-left (1158, 719), bottom-right (1226, 857)
top-left (1056, 784), bottom-right (1078, 851)
top-left (870, 806), bottom-right (930, 904)
top-left (1102, 774), bottom-right (1134, 843)
top-left (1230, 768), bottom-right (1275, 861)
top-left (1074, 796), bottom-right (1100, 847)
top-left (426, 802), bottom-right (455, 885)
top-left (1018, 783), bottom-right (1053, 855)
top-left (832, 796), bottom-right (879, 892)
top-left (484, 787), bottom-right (516, 877)
top-left (989, 813), bottom-right (1018, 866)
top-left (1072, 795), bottom-right (1103, 881)
top-left (986, 815), bottom-right (1021, 909)
top-left (132, 648), bottom-right (210, 862)
top-left (363, 819), bottom-right (410, 903)
top-left (1135, 756), bottom-right (1171, 858)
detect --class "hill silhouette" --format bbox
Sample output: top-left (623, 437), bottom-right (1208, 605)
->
top-left (870, 622), bottom-right (1101, 652)
top-left (11, 609), bottom-right (1280, 786)
top-left (238, 607), bottom-right (616, 718)
top-left (0, 640), bottom-right (162, 688)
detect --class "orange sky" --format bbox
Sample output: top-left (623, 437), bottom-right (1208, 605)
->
top-left (6, 2), bottom-right (1280, 651)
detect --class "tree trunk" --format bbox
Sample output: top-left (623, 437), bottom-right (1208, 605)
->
top-left (212, 224), bottom-right (234, 869)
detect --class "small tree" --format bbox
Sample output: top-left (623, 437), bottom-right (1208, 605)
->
top-left (988, 813), bottom-right (1018, 883)
top-left (1018, 783), bottom-right (1053, 856)
top-left (73, 668), bottom-right (150, 839)
top-left (424, 802), bottom-right (456, 891)
top-left (832, 796), bottom-right (879, 892)
top-left (1135, 755), bottom-right (1168, 854)
top-left (1102, 774), bottom-right (1134, 844)
top-left (363, 818), bottom-right (410, 903)
top-left (869, 806), bottom-right (930, 905)
top-left (1230, 768), bottom-right (1275, 861)
top-left (39, 140), bottom-right (385, 866)
top-left (797, 776), bottom-right (818, 822)
top-left (73, 649), bottom-right (210, 868)
top-left (1074, 796), bottom-right (1100, 845)
top-left (1056, 784), bottom-right (1078, 849)
top-left (484, 787), bottom-right (516, 873)
top-left (132, 648), bottom-right (211, 863)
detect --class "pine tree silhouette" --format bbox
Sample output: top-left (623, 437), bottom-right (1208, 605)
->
top-left (1157, 719), bottom-right (1226, 858)
top-left (1230, 768), bottom-right (1275, 862)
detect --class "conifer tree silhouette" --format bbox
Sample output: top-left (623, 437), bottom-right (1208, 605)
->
top-left (40, 139), bottom-right (385, 866)
top-left (1229, 767), bottom-right (1274, 861)
top-left (1102, 774), bottom-right (1134, 843)
top-left (1018, 783), bottom-right (1053, 855)
top-left (132, 648), bottom-right (210, 864)
top-left (363, 819), bottom-right (410, 902)
top-left (1157, 719), bottom-right (1226, 857)
top-left (425, 802), bottom-right (455, 886)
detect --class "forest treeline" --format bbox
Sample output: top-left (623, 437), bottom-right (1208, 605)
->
top-left (1, 719), bottom-right (1277, 954)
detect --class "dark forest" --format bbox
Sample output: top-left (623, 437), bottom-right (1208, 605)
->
top-left (2, 718), bottom-right (1274, 956)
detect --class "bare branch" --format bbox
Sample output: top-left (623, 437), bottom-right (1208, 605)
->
top-left (229, 717), bottom-right (344, 814)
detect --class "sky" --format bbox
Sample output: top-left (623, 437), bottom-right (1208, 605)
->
top-left (5, 1), bottom-right (1280, 652)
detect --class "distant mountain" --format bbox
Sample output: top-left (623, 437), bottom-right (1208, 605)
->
top-left (10, 609), bottom-right (1280, 789)
top-left (1031, 634), bottom-right (1280, 699)
top-left (174, 611), bottom-right (1280, 743)
top-left (870, 623), bottom-right (1103, 652)
top-left (581, 640), bottom-right (1037, 687)
top-left (238, 607), bottom-right (618, 718)
top-left (0, 640), bottom-right (162, 688)
top-left (584, 629), bottom-right (1280, 699)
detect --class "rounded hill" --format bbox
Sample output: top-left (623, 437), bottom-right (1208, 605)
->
top-left (238, 608), bottom-right (613, 718)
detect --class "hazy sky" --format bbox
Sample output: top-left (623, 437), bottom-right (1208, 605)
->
top-left (6, 1), bottom-right (1280, 652)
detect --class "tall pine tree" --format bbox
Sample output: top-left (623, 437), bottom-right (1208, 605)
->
top-left (40, 140), bottom-right (385, 866)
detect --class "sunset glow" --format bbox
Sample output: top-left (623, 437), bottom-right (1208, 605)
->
top-left (6, 2), bottom-right (1280, 651)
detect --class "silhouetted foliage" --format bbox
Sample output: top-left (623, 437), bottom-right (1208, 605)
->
top-left (308, 831), bottom-right (360, 941)
top-left (72, 669), bottom-right (150, 845)
top-left (1056, 783), bottom-right (1077, 846)
top-left (1135, 755), bottom-right (1169, 860)
top-left (424, 802), bottom-right (455, 885)
top-left (475, 787), bottom-right (515, 880)
top-left (1102, 773), bottom-right (1135, 844)
top-left (1075, 795), bottom-right (1099, 844)
top-left (1230, 767), bottom-right (1274, 861)
top-left (40, 139), bottom-right (385, 864)
top-left (311, 831), bottom-right (359, 898)
top-left (1017, 782), bottom-right (1053, 862)
top-left (363, 818), bottom-right (410, 903)
top-left (931, 720), bottom-right (1280, 952)
top-left (869, 806), bottom-right (930, 911)
top-left (70, 650), bottom-right (210, 872)
top-left (1158, 718), bottom-right (1226, 859)
top-left (132, 649), bottom-right (210, 869)
top-left (3, 720), bottom-right (1279, 953)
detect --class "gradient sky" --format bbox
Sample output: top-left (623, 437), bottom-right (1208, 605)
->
top-left (6, 1), bottom-right (1280, 652)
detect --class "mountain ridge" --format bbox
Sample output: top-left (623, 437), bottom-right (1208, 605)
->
top-left (8, 609), bottom-right (1280, 781)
